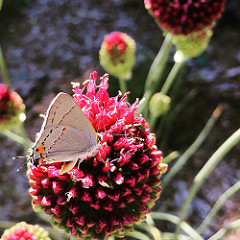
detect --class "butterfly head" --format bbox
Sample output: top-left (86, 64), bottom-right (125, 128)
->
top-left (28, 146), bottom-right (46, 167)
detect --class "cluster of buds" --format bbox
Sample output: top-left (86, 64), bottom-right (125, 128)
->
top-left (1, 222), bottom-right (51, 240)
top-left (27, 72), bottom-right (167, 240)
top-left (144, 0), bottom-right (226, 58)
top-left (0, 84), bottom-right (25, 131)
top-left (99, 32), bottom-right (136, 80)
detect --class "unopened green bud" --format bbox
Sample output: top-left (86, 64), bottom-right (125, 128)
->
top-left (149, 92), bottom-right (171, 117)
top-left (172, 28), bottom-right (213, 59)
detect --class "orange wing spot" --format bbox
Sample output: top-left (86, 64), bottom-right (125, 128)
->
top-left (38, 157), bottom-right (45, 163)
top-left (36, 146), bottom-right (46, 154)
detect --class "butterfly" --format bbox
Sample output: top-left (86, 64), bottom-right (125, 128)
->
top-left (28, 92), bottom-right (100, 174)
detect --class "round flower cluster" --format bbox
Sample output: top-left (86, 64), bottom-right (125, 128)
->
top-left (27, 72), bottom-right (167, 240)
top-left (99, 32), bottom-right (136, 80)
top-left (144, 0), bottom-right (226, 35)
top-left (0, 84), bottom-right (25, 131)
top-left (1, 222), bottom-right (51, 240)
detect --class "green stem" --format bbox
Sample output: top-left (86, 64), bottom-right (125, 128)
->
top-left (174, 128), bottom-right (240, 238)
top-left (161, 105), bottom-right (222, 190)
top-left (149, 114), bottom-right (158, 131)
top-left (126, 231), bottom-right (152, 240)
top-left (162, 151), bottom-right (179, 164)
top-left (0, 45), bottom-right (12, 89)
top-left (151, 212), bottom-right (204, 240)
top-left (17, 123), bottom-right (33, 153)
top-left (1, 129), bottom-right (27, 145)
top-left (137, 33), bottom-right (173, 116)
top-left (118, 77), bottom-right (127, 94)
top-left (197, 180), bottom-right (240, 235)
top-left (207, 219), bottom-right (240, 240)
top-left (1, 124), bottom-right (33, 154)
top-left (160, 60), bottom-right (185, 95)
top-left (158, 89), bottom-right (197, 150)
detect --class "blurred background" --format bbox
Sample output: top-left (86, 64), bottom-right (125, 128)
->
top-left (0, 0), bottom-right (239, 238)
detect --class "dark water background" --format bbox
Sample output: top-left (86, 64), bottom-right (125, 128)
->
top-left (0, 0), bottom-right (240, 239)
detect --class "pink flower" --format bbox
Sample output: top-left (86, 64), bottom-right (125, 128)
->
top-left (28, 72), bottom-right (167, 240)
top-left (144, 0), bottom-right (226, 35)
top-left (104, 32), bottom-right (127, 57)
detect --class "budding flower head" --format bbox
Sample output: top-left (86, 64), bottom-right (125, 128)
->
top-left (172, 28), bottom-right (213, 59)
top-left (144, 0), bottom-right (226, 36)
top-left (99, 32), bottom-right (136, 80)
top-left (1, 221), bottom-right (51, 240)
top-left (149, 92), bottom-right (171, 117)
top-left (0, 84), bottom-right (26, 131)
top-left (27, 72), bottom-right (166, 240)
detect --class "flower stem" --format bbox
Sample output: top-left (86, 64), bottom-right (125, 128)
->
top-left (160, 60), bottom-right (185, 95)
top-left (0, 45), bottom-right (12, 89)
top-left (174, 128), bottom-right (240, 239)
top-left (17, 123), bottom-right (33, 153)
top-left (118, 77), bottom-right (127, 94)
top-left (197, 180), bottom-right (240, 235)
top-left (151, 212), bottom-right (204, 240)
top-left (150, 58), bottom-right (185, 132)
top-left (1, 124), bottom-right (33, 154)
top-left (137, 33), bottom-right (173, 116)
top-left (207, 219), bottom-right (240, 240)
top-left (126, 231), bottom-right (152, 240)
top-left (161, 105), bottom-right (222, 190)
top-left (149, 114), bottom-right (158, 131)
top-left (162, 151), bottom-right (179, 164)
top-left (158, 89), bottom-right (197, 150)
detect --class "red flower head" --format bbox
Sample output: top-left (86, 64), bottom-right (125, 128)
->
top-left (27, 72), bottom-right (167, 240)
top-left (144, 0), bottom-right (226, 35)
top-left (1, 221), bottom-right (51, 240)
top-left (0, 84), bottom-right (25, 130)
top-left (104, 32), bottom-right (128, 57)
top-left (99, 32), bottom-right (136, 79)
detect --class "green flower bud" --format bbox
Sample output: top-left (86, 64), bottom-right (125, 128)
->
top-left (149, 92), bottom-right (171, 117)
top-left (172, 28), bottom-right (213, 59)
top-left (99, 32), bottom-right (136, 80)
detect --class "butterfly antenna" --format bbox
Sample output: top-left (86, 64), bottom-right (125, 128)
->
top-left (14, 156), bottom-right (30, 172)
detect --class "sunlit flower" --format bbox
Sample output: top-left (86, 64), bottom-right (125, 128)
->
top-left (1, 221), bottom-right (51, 240)
top-left (27, 72), bottom-right (167, 240)
top-left (99, 32), bottom-right (136, 80)
top-left (144, 0), bottom-right (226, 35)
top-left (0, 84), bottom-right (25, 131)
